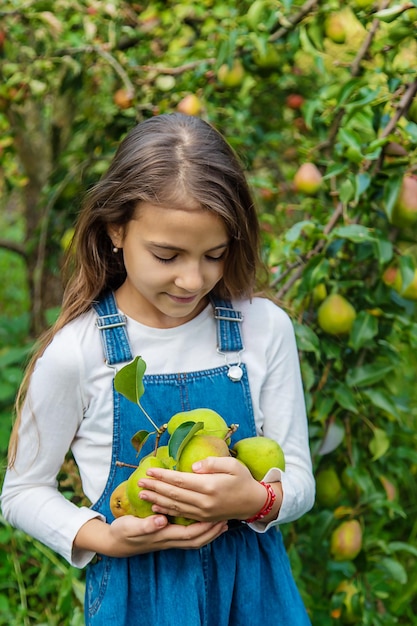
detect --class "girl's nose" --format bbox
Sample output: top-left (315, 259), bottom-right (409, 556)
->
top-left (174, 263), bottom-right (204, 292)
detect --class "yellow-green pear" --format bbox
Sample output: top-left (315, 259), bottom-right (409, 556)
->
top-left (176, 434), bottom-right (230, 473)
top-left (324, 13), bottom-right (346, 44)
top-left (176, 94), bottom-right (202, 116)
top-left (316, 468), bottom-right (343, 508)
top-left (142, 445), bottom-right (176, 469)
top-left (391, 175), bottom-right (417, 228)
top-left (232, 436), bottom-right (285, 480)
top-left (217, 60), bottom-right (245, 88)
top-left (171, 516), bottom-right (196, 526)
top-left (330, 519), bottom-right (362, 561)
top-left (110, 480), bottom-right (135, 518)
top-left (293, 162), bottom-right (323, 195)
top-left (126, 456), bottom-right (166, 518)
top-left (383, 266), bottom-right (417, 301)
top-left (317, 294), bottom-right (356, 336)
top-left (167, 408), bottom-right (229, 440)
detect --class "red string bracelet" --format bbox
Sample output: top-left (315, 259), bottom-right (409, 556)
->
top-left (245, 481), bottom-right (277, 523)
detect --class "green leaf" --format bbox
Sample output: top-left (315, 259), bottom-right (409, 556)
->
top-left (114, 356), bottom-right (147, 405)
top-left (313, 395), bottom-right (336, 424)
top-left (373, 238), bottom-right (393, 265)
top-left (0, 345), bottom-right (32, 367)
top-left (293, 321), bottom-right (320, 357)
top-left (399, 255), bottom-right (416, 292)
top-left (339, 178), bottom-right (355, 204)
top-left (168, 421), bottom-right (204, 463)
top-left (300, 360), bottom-right (316, 393)
top-left (131, 430), bottom-right (152, 454)
top-left (334, 80), bottom-right (357, 109)
top-left (350, 311), bottom-right (378, 351)
top-left (334, 384), bottom-right (358, 413)
top-left (332, 224), bottom-right (374, 244)
top-left (345, 88), bottom-right (381, 112)
top-left (363, 388), bottom-right (402, 420)
top-left (383, 176), bottom-right (403, 221)
top-left (301, 256), bottom-right (330, 287)
top-left (388, 542), bottom-right (417, 558)
top-left (369, 427), bottom-right (390, 461)
top-left (374, 5), bottom-right (410, 22)
top-left (338, 128), bottom-right (362, 150)
top-left (285, 220), bottom-right (317, 243)
top-left (346, 363), bottom-right (394, 387)
top-left (354, 173), bottom-right (372, 201)
top-left (377, 557), bottom-right (407, 584)
top-left (317, 421), bottom-right (345, 455)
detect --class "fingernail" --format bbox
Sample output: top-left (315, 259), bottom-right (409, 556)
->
top-left (192, 461), bottom-right (202, 471)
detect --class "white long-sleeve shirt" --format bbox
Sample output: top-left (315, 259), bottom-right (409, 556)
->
top-left (1, 296), bottom-right (315, 567)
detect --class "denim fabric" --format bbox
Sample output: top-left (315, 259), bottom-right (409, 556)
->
top-left (85, 293), bottom-right (311, 625)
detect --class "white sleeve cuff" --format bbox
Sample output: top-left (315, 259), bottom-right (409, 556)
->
top-left (68, 508), bottom-right (106, 568)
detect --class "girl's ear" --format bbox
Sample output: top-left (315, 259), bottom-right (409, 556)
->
top-left (107, 225), bottom-right (124, 249)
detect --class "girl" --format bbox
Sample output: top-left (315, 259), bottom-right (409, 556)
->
top-left (1, 113), bottom-right (315, 625)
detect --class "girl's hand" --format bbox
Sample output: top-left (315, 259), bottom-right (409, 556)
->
top-left (137, 456), bottom-right (280, 522)
top-left (74, 515), bottom-right (228, 559)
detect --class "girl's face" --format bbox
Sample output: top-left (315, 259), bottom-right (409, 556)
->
top-left (110, 202), bottom-right (229, 328)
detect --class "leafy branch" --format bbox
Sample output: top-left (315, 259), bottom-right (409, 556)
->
top-left (323, 0), bottom-right (391, 155)
top-left (269, 0), bottom-right (320, 42)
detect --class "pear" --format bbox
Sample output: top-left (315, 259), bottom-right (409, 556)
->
top-left (330, 519), bottom-right (362, 561)
top-left (142, 445), bottom-right (176, 469)
top-left (383, 266), bottom-right (417, 301)
top-left (167, 408), bottom-right (230, 440)
top-left (110, 480), bottom-right (136, 518)
top-left (217, 60), bottom-right (245, 88)
top-left (324, 14), bottom-right (346, 44)
top-left (177, 94), bottom-right (202, 116)
top-left (391, 175), bottom-right (417, 228)
top-left (293, 162), bottom-right (323, 195)
top-left (232, 436), bottom-right (285, 481)
top-left (317, 294), bottom-right (356, 336)
top-left (126, 456), bottom-right (166, 518)
top-left (171, 516), bottom-right (196, 526)
top-left (176, 434), bottom-right (230, 473)
top-left (315, 468), bottom-right (343, 508)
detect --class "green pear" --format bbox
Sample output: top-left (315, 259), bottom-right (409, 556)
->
top-left (317, 294), bottom-right (357, 336)
top-left (167, 408), bottom-right (229, 440)
top-left (315, 467), bottom-right (343, 508)
top-left (126, 456), bottom-right (166, 518)
top-left (142, 445), bottom-right (176, 469)
top-left (171, 516), bottom-right (196, 526)
top-left (293, 162), bottom-right (323, 195)
top-left (176, 434), bottom-right (230, 473)
top-left (232, 436), bottom-right (285, 480)
top-left (109, 480), bottom-right (136, 518)
top-left (330, 519), bottom-right (362, 561)
top-left (391, 175), bottom-right (417, 228)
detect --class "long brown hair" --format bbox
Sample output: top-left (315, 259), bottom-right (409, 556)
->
top-left (9, 113), bottom-right (265, 465)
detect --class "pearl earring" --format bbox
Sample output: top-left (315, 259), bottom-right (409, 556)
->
top-left (113, 246), bottom-right (119, 253)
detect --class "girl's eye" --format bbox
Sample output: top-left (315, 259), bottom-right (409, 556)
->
top-left (152, 250), bottom-right (227, 264)
top-left (153, 254), bottom-right (177, 264)
top-left (206, 251), bottom-right (227, 262)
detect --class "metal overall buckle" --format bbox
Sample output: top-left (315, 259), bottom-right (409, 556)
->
top-left (217, 348), bottom-right (245, 382)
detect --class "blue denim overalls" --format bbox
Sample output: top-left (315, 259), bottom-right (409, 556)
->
top-left (85, 292), bottom-right (311, 626)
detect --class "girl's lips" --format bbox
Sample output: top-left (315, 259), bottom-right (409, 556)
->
top-left (167, 293), bottom-right (199, 304)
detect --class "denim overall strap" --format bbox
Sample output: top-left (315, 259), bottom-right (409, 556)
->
top-left (210, 296), bottom-right (243, 352)
top-left (210, 297), bottom-right (244, 382)
top-left (93, 292), bottom-right (132, 364)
